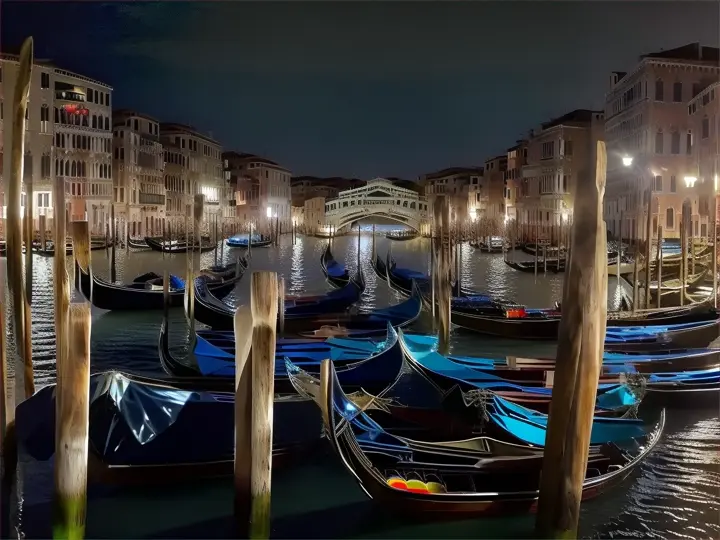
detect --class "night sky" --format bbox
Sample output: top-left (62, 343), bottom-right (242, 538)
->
top-left (2, 1), bottom-right (718, 179)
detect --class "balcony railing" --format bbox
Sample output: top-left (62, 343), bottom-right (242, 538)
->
top-left (138, 193), bottom-right (165, 205)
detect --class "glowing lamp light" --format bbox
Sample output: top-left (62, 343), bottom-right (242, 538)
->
top-left (504, 214), bottom-right (510, 225)
top-left (266, 206), bottom-right (272, 218)
top-left (469, 209), bottom-right (477, 222)
top-left (684, 176), bottom-right (698, 188)
top-left (561, 211), bottom-right (569, 223)
top-left (622, 156), bottom-right (633, 167)
top-left (715, 174), bottom-right (718, 192)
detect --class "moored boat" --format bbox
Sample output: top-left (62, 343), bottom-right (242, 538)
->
top-left (144, 236), bottom-right (216, 254)
top-left (76, 257), bottom-right (246, 311)
top-left (321, 243), bottom-right (351, 287)
top-left (304, 360), bottom-right (664, 516)
top-left (225, 234), bottom-right (273, 248)
top-left (158, 313), bottom-right (404, 395)
top-left (16, 370), bottom-right (321, 485)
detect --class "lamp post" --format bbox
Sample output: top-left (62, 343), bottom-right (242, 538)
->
top-left (623, 155), bottom-right (653, 311)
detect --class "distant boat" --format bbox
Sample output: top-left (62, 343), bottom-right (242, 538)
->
top-left (225, 234), bottom-right (272, 248)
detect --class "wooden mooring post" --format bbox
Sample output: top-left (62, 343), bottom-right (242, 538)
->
top-left (535, 141), bottom-right (608, 539)
top-left (680, 200), bottom-right (692, 307)
top-left (656, 225), bottom-right (663, 308)
top-left (53, 221), bottom-right (92, 539)
top-left (0, 277), bottom-right (13, 540)
top-left (110, 204), bottom-right (116, 283)
top-left (7, 36), bottom-right (35, 400)
top-left (234, 272), bottom-right (279, 538)
top-left (643, 187), bottom-right (653, 309)
top-left (432, 197), bottom-right (451, 355)
top-left (713, 218), bottom-right (718, 309)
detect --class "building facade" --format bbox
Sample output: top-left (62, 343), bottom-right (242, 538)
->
top-left (504, 140), bottom-right (528, 224)
top-left (225, 152), bottom-right (292, 232)
top-left (112, 110), bottom-right (165, 237)
top-left (519, 109), bottom-right (604, 243)
top-left (160, 124), bottom-right (227, 226)
top-left (421, 166), bottom-right (483, 224)
top-left (473, 155), bottom-right (507, 230)
top-left (1, 54), bottom-right (113, 234)
top-left (688, 81), bottom-right (719, 235)
top-left (604, 43), bottom-right (720, 241)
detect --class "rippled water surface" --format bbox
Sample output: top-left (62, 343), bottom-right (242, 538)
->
top-left (8, 229), bottom-right (720, 538)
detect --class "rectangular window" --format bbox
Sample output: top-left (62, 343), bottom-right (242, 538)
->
top-left (564, 140), bottom-right (573, 156)
top-left (670, 175), bottom-right (677, 193)
top-left (655, 80), bottom-right (664, 101)
top-left (673, 82), bottom-right (682, 102)
top-left (687, 131), bottom-right (693, 154)
top-left (41, 72), bottom-right (50, 89)
top-left (702, 117), bottom-right (710, 139)
top-left (655, 132), bottom-right (664, 154)
top-left (654, 175), bottom-right (663, 192)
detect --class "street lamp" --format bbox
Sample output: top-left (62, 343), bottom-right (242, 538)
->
top-left (266, 206), bottom-right (272, 218)
top-left (622, 156), bottom-right (634, 167)
top-left (684, 176), bottom-right (698, 188)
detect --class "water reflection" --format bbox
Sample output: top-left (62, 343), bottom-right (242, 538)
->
top-left (7, 230), bottom-right (720, 539)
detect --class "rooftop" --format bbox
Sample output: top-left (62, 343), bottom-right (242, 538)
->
top-left (641, 42), bottom-right (719, 63)
top-left (424, 166), bottom-right (484, 180)
top-left (160, 123), bottom-right (220, 145)
top-left (540, 109), bottom-right (603, 131)
top-left (113, 109), bottom-right (160, 124)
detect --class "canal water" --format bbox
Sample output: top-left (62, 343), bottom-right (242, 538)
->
top-left (9, 227), bottom-right (720, 538)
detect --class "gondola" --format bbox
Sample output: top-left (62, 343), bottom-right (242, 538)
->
top-left (321, 244), bottom-right (351, 287)
top-left (640, 367), bottom-right (720, 407)
top-left (32, 239), bottom-right (110, 257)
top-left (193, 273), bottom-right (423, 336)
top-left (158, 300), bottom-right (404, 395)
top-left (127, 237), bottom-right (151, 250)
top-left (504, 259), bottom-right (565, 273)
top-left (386, 230), bottom-right (418, 241)
top-left (16, 370), bottom-right (321, 485)
top-left (470, 237), bottom-right (505, 253)
top-left (397, 331), bottom-right (640, 415)
top-left (144, 236), bottom-right (216, 254)
top-left (399, 331), bottom-right (720, 409)
top-left (450, 305), bottom-right (720, 347)
top-left (303, 360), bottom-right (664, 517)
top-left (75, 257), bottom-right (246, 311)
top-left (225, 234), bottom-right (273, 248)
top-left (403, 331), bottom-right (720, 376)
top-left (375, 253), bottom-right (491, 301)
top-left (192, 267), bottom-right (365, 329)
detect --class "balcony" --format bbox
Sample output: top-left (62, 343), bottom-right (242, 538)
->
top-left (55, 90), bottom-right (86, 103)
top-left (139, 193), bottom-right (165, 205)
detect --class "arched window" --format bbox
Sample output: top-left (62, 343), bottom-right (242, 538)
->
top-left (104, 117), bottom-right (109, 130)
top-left (54, 107), bottom-right (60, 123)
top-left (666, 207), bottom-right (674, 229)
top-left (82, 115), bottom-right (88, 127)
top-left (72, 134), bottom-right (77, 148)
top-left (71, 161), bottom-right (77, 177)
top-left (55, 159), bottom-right (60, 176)
top-left (64, 160), bottom-right (69, 176)
top-left (92, 115), bottom-right (97, 129)
top-left (81, 162), bottom-right (86, 177)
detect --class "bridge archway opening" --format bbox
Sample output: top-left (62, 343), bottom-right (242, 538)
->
top-left (333, 210), bottom-right (420, 233)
